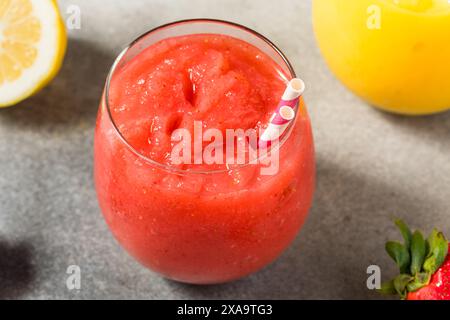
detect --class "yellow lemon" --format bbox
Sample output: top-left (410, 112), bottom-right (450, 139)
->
top-left (0, 0), bottom-right (67, 107)
top-left (313, 0), bottom-right (450, 115)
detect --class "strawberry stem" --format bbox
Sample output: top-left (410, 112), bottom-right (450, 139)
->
top-left (379, 219), bottom-right (449, 299)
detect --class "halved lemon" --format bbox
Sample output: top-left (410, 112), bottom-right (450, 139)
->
top-left (0, 0), bottom-right (67, 107)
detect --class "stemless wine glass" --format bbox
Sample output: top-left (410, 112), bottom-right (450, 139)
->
top-left (94, 19), bottom-right (315, 284)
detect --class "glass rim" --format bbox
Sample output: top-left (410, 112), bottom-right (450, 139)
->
top-left (104, 18), bottom-right (300, 175)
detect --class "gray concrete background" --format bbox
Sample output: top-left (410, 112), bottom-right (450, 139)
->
top-left (0, 0), bottom-right (449, 299)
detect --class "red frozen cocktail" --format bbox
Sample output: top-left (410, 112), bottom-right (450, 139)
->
top-left (94, 20), bottom-right (315, 284)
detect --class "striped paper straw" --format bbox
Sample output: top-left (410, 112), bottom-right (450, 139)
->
top-left (258, 78), bottom-right (305, 149)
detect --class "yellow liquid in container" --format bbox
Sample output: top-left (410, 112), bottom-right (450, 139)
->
top-left (313, 0), bottom-right (450, 115)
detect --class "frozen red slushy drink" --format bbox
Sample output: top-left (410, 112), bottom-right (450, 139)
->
top-left (94, 20), bottom-right (315, 284)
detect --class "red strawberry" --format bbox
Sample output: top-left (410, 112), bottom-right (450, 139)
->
top-left (380, 220), bottom-right (450, 300)
top-left (407, 246), bottom-right (450, 300)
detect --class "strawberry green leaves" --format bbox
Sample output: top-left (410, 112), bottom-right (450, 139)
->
top-left (384, 219), bottom-right (414, 274)
top-left (410, 231), bottom-right (426, 275)
top-left (380, 220), bottom-right (449, 299)
top-left (406, 272), bottom-right (430, 293)
top-left (423, 230), bottom-right (448, 275)
top-left (395, 219), bottom-right (412, 249)
top-left (379, 280), bottom-right (397, 295)
top-left (393, 274), bottom-right (414, 299)
top-left (386, 241), bottom-right (410, 274)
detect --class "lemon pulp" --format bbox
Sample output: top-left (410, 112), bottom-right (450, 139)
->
top-left (0, 0), bottom-right (66, 107)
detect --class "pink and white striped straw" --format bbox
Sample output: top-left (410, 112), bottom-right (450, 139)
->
top-left (258, 78), bottom-right (305, 149)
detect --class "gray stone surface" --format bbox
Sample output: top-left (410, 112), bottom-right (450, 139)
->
top-left (0, 0), bottom-right (449, 300)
